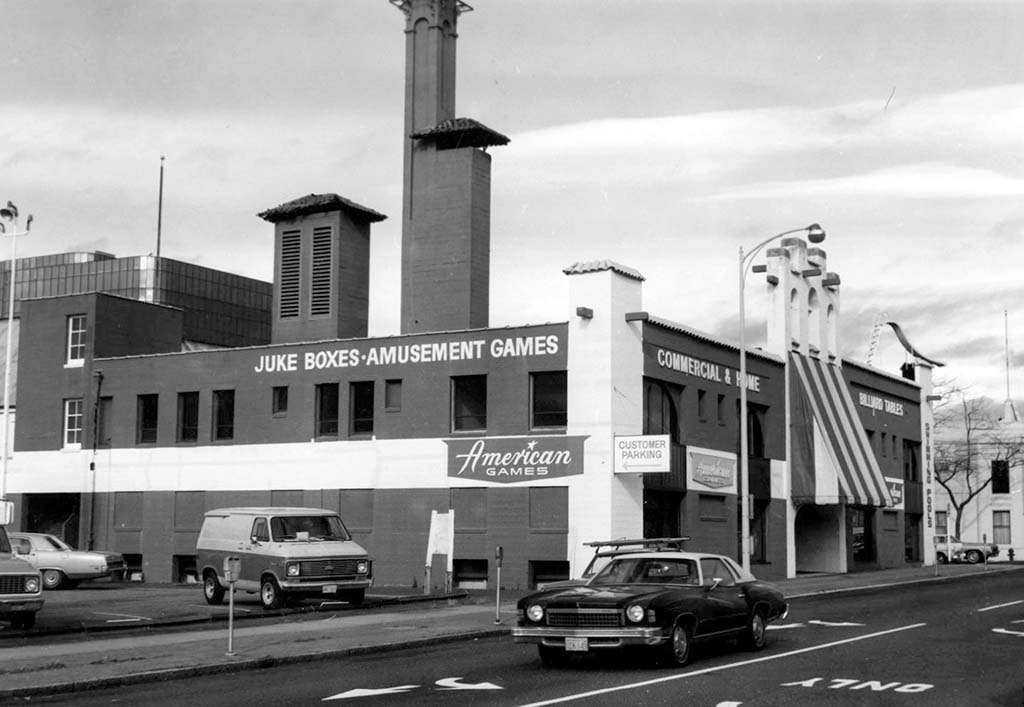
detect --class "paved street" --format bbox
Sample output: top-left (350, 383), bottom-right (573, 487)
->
top-left (0, 563), bottom-right (1020, 704)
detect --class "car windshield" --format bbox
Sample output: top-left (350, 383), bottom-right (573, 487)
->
top-left (590, 557), bottom-right (699, 586)
top-left (270, 515), bottom-right (350, 541)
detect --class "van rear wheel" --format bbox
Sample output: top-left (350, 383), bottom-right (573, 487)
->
top-left (203, 571), bottom-right (225, 605)
top-left (261, 576), bottom-right (284, 609)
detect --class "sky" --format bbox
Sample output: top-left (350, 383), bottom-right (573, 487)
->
top-left (3, 0), bottom-right (1023, 403)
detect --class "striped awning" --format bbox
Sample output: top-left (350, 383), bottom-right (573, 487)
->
top-left (790, 353), bottom-right (891, 507)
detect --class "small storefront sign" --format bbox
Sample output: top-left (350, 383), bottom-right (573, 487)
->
top-left (613, 435), bottom-right (670, 473)
top-left (885, 476), bottom-right (904, 509)
top-left (446, 436), bottom-right (587, 484)
top-left (687, 448), bottom-right (737, 493)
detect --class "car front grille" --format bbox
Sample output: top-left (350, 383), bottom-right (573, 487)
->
top-left (0, 575), bottom-right (35, 594)
top-left (299, 559), bottom-right (365, 577)
top-left (545, 608), bottom-right (623, 628)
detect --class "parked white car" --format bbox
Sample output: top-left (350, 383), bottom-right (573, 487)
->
top-left (9, 532), bottom-right (126, 590)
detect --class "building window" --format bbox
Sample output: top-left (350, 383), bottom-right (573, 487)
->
top-left (212, 390), bottom-right (235, 441)
top-left (697, 389), bottom-right (707, 420)
top-left (699, 494), bottom-right (727, 521)
top-left (385, 379), bottom-right (402, 411)
top-left (66, 314), bottom-right (86, 364)
top-left (315, 383), bottom-right (339, 437)
top-left (716, 393), bottom-right (727, 425)
top-left (176, 392), bottom-right (199, 442)
top-left (310, 226), bottom-right (333, 316)
top-left (451, 375), bottom-right (486, 432)
top-left (278, 230), bottom-right (301, 319)
top-left (136, 394), bottom-right (158, 444)
top-left (903, 440), bottom-right (920, 482)
top-left (993, 510), bottom-right (1011, 545)
top-left (63, 398), bottom-right (83, 448)
top-left (272, 386), bottom-right (288, 416)
top-left (880, 433), bottom-right (887, 457)
top-left (935, 510), bottom-right (948, 536)
top-left (97, 396), bottom-right (113, 447)
top-left (349, 381), bottom-right (374, 436)
top-left (531, 371), bottom-right (567, 428)
top-left (991, 459), bottom-right (1010, 494)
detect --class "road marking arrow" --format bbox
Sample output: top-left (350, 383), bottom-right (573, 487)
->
top-left (323, 685), bottom-right (419, 700)
top-left (808, 620), bottom-right (864, 627)
top-left (436, 677), bottom-right (502, 691)
top-left (993, 628), bottom-right (1024, 638)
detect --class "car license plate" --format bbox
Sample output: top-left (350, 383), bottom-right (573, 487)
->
top-left (322, 584), bottom-right (338, 594)
top-left (564, 637), bottom-right (588, 652)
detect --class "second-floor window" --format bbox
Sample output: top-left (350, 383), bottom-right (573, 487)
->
top-left (349, 381), bottom-right (374, 436)
top-left (992, 459), bottom-right (1010, 494)
top-left (531, 371), bottom-right (567, 429)
top-left (272, 386), bottom-right (288, 416)
top-left (97, 396), bottom-right (113, 447)
top-left (316, 383), bottom-right (339, 437)
top-left (66, 314), bottom-right (86, 364)
top-left (177, 392), bottom-right (199, 442)
top-left (212, 390), bottom-right (235, 441)
top-left (137, 394), bottom-right (158, 444)
top-left (63, 398), bottom-right (83, 447)
top-left (451, 375), bottom-right (486, 432)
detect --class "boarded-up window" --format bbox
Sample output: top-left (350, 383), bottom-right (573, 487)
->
top-left (278, 230), bottom-right (301, 319)
top-left (529, 487), bottom-right (568, 531)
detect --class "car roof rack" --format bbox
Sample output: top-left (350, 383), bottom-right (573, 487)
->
top-left (583, 537), bottom-right (692, 551)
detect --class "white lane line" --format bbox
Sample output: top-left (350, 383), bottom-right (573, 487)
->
top-left (977, 600), bottom-right (1023, 613)
top-left (92, 611), bottom-right (151, 623)
top-left (516, 623), bottom-right (928, 707)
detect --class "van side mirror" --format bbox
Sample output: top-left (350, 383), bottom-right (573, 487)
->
top-left (250, 534), bottom-right (261, 545)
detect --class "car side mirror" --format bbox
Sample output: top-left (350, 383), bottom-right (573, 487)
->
top-left (704, 578), bottom-right (722, 592)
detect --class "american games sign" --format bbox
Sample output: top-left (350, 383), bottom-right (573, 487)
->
top-left (446, 436), bottom-right (587, 484)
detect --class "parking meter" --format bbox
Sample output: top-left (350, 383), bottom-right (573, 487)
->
top-left (493, 546), bottom-right (504, 625)
top-left (224, 555), bottom-right (241, 583)
top-left (223, 555), bottom-right (241, 655)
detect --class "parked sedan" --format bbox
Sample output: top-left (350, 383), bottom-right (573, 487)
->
top-left (513, 549), bottom-right (788, 667)
top-left (8, 532), bottom-right (126, 590)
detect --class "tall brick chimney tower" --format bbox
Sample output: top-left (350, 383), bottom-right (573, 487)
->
top-left (391, 0), bottom-right (508, 334)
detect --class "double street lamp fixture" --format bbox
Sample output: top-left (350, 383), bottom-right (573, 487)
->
top-left (737, 223), bottom-right (825, 572)
top-left (0, 202), bottom-right (32, 504)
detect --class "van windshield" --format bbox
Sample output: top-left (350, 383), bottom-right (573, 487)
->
top-left (270, 515), bottom-right (351, 541)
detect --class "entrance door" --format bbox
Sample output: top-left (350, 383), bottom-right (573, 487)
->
top-left (24, 493), bottom-right (81, 547)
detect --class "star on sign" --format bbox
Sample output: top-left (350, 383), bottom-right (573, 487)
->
top-left (527, 440), bottom-right (537, 450)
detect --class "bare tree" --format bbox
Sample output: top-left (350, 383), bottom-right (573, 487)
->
top-left (932, 386), bottom-right (1024, 538)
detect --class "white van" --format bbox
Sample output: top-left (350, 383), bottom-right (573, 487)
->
top-left (196, 507), bottom-right (372, 609)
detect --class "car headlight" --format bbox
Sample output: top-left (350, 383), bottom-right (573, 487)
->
top-left (625, 604), bottom-right (646, 623)
top-left (286, 563), bottom-right (300, 577)
top-left (25, 577), bottom-right (40, 593)
top-left (526, 604), bottom-right (545, 622)
top-left (356, 560), bottom-right (368, 574)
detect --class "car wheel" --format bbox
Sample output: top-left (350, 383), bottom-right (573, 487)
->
top-left (743, 610), bottom-right (767, 651)
top-left (203, 571), bottom-right (225, 605)
top-left (41, 569), bottom-right (66, 590)
top-left (538, 644), bottom-right (569, 667)
top-left (965, 549), bottom-right (984, 564)
top-left (936, 552), bottom-right (948, 564)
top-left (10, 612), bottom-right (35, 630)
top-left (260, 576), bottom-right (284, 610)
top-left (661, 620), bottom-right (692, 667)
top-left (342, 588), bottom-right (365, 605)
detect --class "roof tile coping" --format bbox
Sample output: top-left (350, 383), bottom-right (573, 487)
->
top-left (563, 260), bottom-right (645, 281)
top-left (258, 193), bottom-right (386, 223)
top-left (410, 117), bottom-right (509, 149)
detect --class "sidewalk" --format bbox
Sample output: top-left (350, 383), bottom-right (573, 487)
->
top-left (0, 563), bottom-right (1018, 699)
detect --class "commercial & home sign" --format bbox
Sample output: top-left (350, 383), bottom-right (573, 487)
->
top-left (446, 436), bottom-right (587, 484)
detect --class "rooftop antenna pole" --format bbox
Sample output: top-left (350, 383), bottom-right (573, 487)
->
top-left (156, 156), bottom-right (165, 258)
top-left (1002, 309), bottom-right (1019, 423)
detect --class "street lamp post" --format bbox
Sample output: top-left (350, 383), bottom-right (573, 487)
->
top-left (738, 223), bottom-right (824, 572)
top-left (0, 202), bottom-right (32, 502)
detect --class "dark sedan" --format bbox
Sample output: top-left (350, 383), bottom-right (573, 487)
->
top-left (513, 550), bottom-right (788, 667)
